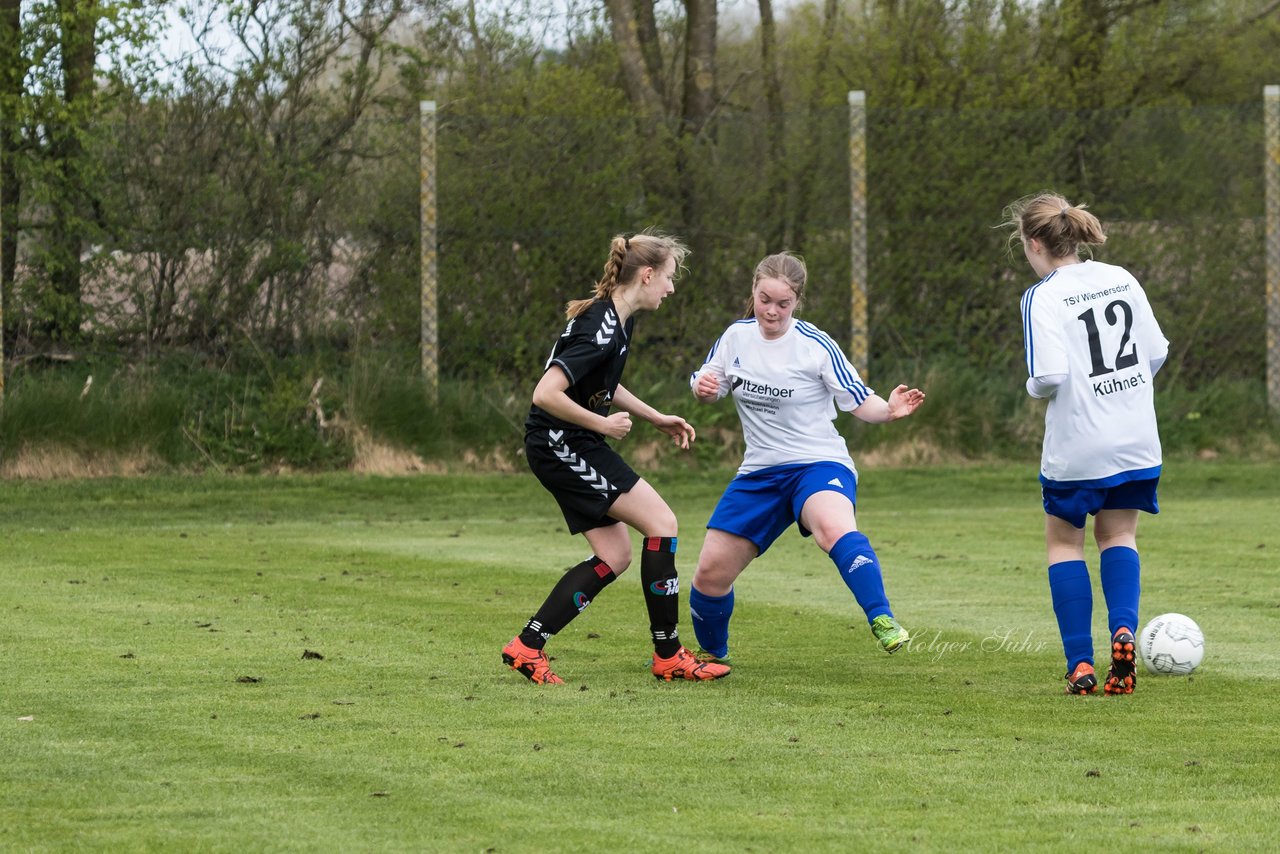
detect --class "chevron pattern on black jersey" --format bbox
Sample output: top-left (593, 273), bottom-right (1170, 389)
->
top-left (594, 309), bottom-right (619, 346)
top-left (548, 430), bottom-right (614, 493)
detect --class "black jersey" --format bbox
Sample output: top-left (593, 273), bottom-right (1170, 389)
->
top-left (525, 299), bottom-right (634, 437)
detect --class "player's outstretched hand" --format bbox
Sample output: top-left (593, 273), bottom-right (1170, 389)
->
top-left (602, 412), bottom-right (633, 440)
top-left (887, 384), bottom-right (926, 420)
top-left (652, 414), bottom-right (696, 449)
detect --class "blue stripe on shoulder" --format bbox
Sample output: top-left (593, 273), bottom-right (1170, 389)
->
top-left (795, 321), bottom-right (869, 404)
top-left (1021, 286), bottom-right (1037, 375)
top-left (699, 319), bottom-right (754, 370)
top-left (1021, 271), bottom-right (1055, 376)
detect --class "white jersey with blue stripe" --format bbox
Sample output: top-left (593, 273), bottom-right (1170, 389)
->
top-left (1021, 260), bottom-right (1169, 486)
top-left (691, 317), bottom-right (873, 475)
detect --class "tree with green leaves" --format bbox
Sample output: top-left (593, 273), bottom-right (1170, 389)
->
top-left (2, 0), bottom-right (162, 349)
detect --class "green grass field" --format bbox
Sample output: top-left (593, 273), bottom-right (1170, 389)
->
top-left (3, 462), bottom-right (1278, 851)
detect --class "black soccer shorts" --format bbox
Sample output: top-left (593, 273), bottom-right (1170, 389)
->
top-left (525, 427), bottom-right (641, 534)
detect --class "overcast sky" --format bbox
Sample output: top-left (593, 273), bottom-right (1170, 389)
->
top-left (155, 0), bottom-right (821, 70)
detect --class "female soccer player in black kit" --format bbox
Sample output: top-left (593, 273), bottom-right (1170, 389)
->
top-left (502, 232), bottom-right (730, 684)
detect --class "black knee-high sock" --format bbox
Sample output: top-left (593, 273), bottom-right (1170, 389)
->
top-left (641, 537), bottom-right (681, 658)
top-left (519, 556), bottom-right (616, 649)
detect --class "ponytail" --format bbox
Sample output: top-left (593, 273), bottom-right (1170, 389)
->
top-left (565, 231), bottom-right (689, 319)
top-left (1004, 192), bottom-right (1107, 259)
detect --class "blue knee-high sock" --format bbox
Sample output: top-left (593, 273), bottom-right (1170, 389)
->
top-left (689, 584), bottom-right (734, 659)
top-left (831, 532), bottom-right (892, 623)
top-left (1100, 546), bottom-right (1141, 636)
top-left (1048, 560), bottom-right (1093, 670)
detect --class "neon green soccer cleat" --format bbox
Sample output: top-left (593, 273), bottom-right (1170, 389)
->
top-left (870, 615), bottom-right (910, 654)
top-left (695, 648), bottom-right (733, 667)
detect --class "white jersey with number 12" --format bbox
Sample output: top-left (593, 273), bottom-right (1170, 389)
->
top-left (1021, 260), bottom-right (1169, 487)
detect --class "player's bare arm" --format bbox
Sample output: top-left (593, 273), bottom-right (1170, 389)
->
top-left (532, 366), bottom-right (632, 439)
top-left (614, 384), bottom-right (696, 449)
top-left (852, 384), bottom-right (926, 423)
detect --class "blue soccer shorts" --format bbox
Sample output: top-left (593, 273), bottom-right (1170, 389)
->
top-left (706, 461), bottom-right (858, 555)
top-left (1041, 476), bottom-right (1160, 529)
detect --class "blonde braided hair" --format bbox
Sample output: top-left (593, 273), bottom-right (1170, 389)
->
top-left (566, 231), bottom-right (689, 318)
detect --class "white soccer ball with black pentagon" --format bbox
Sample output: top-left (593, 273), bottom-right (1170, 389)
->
top-left (1138, 613), bottom-right (1204, 675)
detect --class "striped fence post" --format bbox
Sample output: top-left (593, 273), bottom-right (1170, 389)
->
top-left (1266, 85), bottom-right (1279, 419)
top-left (848, 90), bottom-right (868, 377)
top-left (421, 99), bottom-right (439, 404)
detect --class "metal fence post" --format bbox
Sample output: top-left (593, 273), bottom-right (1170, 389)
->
top-left (421, 99), bottom-right (439, 404)
top-left (848, 90), bottom-right (868, 377)
top-left (1266, 85), bottom-right (1279, 419)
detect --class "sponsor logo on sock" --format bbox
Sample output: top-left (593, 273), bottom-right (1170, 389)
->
top-left (649, 578), bottom-right (680, 596)
top-left (845, 555), bottom-right (874, 573)
top-left (689, 606), bottom-right (702, 620)
top-left (573, 592), bottom-right (591, 611)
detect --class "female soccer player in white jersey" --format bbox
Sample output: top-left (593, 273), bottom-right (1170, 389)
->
top-left (686, 252), bottom-right (925, 665)
top-left (1010, 192), bottom-right (1169, 696)
top-left (501, 232), bottom-right (730, 685)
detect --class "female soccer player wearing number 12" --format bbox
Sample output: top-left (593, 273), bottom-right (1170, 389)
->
top-left (1010, 192), bottom-right (1170, 697)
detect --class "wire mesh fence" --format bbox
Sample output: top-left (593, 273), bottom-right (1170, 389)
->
top-left (1, 98), bottom-right (1270, 395)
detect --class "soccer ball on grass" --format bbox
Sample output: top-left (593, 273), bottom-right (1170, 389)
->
top-left (1138, 612), bottom-right (1204, 675)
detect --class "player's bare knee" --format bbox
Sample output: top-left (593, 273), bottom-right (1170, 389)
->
top-left (813, 525), bottom-right (850, 554)
top-left (594, 549), bottom-right (631, 575)
top-left (692, 563), bottom-right (711, 587)
top-left (640, 510), bottom-right (678, 539)
top-left (691, 560), bottom-right (732, 595)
